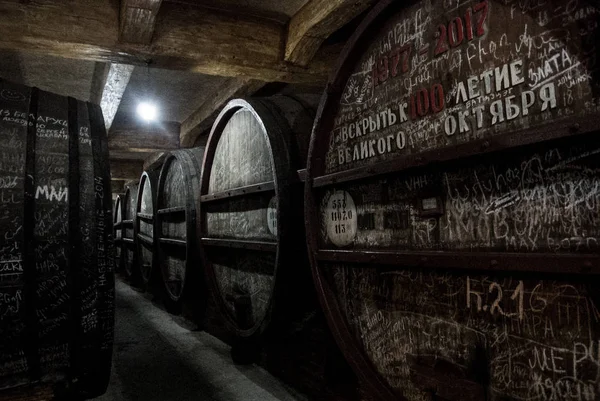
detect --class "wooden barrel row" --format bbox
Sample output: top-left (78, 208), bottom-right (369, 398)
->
top-left (122, 97), bottom-right (314, 323)
top-left (120, 6), bottom-right (600, 394)
top-left (0, 79), bottom-right (114, 399)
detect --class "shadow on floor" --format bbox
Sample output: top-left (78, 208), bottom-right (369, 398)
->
top-left (94, 280), bottom-right (304, 401)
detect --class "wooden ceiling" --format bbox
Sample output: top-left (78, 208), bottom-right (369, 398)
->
top-left (0, 0), bottom-right (377, 189)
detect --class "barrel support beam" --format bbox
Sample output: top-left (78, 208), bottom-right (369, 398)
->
top-left (109, 121), bottom-right (180, 150)
top-left (180, 78), bottom-right (264, 147)
top-left (110, 159), bottom-right (144, 181)
top-left (120, 0), bottom-right (163, 44)
top-left (0, 0), bottom-right (331, 83)
top-left (285, 0), bottom-right (377, 66)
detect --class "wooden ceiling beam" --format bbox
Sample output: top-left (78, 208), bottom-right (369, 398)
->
top-left (285, 0), bottom-right (375, 66)
top-left (100, 63), bottom-right (135, 130)
top-left (110, 150), bottom-right (156, 161)
top-left (110, 159), bottom-right (144, 180)
top-left (109, 120), bottom-right (179, 166)
top-left (111, 179), bottom-right (127, 195)
top-left (120, 0), bottom-right (163, 44)
top-left (180, 78), bottom-right (264, 147)
top-left (109, 120), bottom-right (180, 150)
top-left (0, 0), bottom-right (330, 83)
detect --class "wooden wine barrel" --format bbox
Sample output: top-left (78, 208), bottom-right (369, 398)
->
top-left (113, 194), bottom-right (124, 271)
top-left (305, 1), bottom-right (600, 400)
top-left (156, 148), bottom-right (204, 311)
top-left (134, 170), bottom-right (160, 289)
top-left (199, 97), bottom-right (314, 338)
top-left (0, 79), bottom-right (114, 398)
top-left (121, 182), bottom-right (139, 280)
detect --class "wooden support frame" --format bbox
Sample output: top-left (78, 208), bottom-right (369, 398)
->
top-left (120, 0), bottom-right (163, 44)
top-left (180, 78), bottom-right (264, 147)
top-left (285, 0), bottom-right (377, 66)
top-left (0, 0), bottom-right (330, 83)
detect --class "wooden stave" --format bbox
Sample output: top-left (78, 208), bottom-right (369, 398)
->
top-left (155, 148), bottom-right (203, 308)
top-left (303, 1), bottom-right (600, 400)
top-left (199, 96), bottom-right (314, 339)
top-left (134, 169), bottom-right (160, 289)
top-left (0, 79), bottom-right (114, 398)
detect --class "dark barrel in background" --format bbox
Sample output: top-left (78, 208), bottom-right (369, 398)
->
top-left (305, 1), bottom-right (600, 400)
top-left (156, 148), bottom-right (204, 312)
top-left (134, 169), bottom-right (160, 291)
top-left (199, 97), bottom-right (313, 338)
top-left (121, 182), bottom-right (139, 281)
top-left (113, 194), bottom-right (124, 272)
top-left (0, 79), bottom-right (114, 398)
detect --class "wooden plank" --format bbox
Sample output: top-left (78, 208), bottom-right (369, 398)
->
top-left (109, 121), bottom-right (180, 150)
top-left (109, 150), bottom-right (165, 162)
top-left (137, 232), bottom-right (154, 245)
top-left (110, 159), bottom-right (144, 180)
top-left (157, 206), bottom-right (186, 215)
top-left (316, 250), bottom-right (600, 275)
top-left (200, 237), bottom-right (277, 252)
top-left (159, 237), bottom-right (187, 246)
top-left (180, 78), bottom-right (264, 147)
top-left (200, 181), bottom-right (275, 203)
top-left (120, 0), bottom-right (163, 44)
top-left (0, 0), bottom-right (329, 83)
top-left (285, 0), bottom-right (376, 66)
top-left (311, 115), bottom-right (600, 188)
top-left (100, 63), bottom-right (135, 130)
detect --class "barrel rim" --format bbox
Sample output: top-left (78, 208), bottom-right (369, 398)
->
top-left (134, 170), bottom-right (158, 286)
top-left (199, 98), bottom-right (294, 338)
top-left (156, 150), bottom-right (201, 303)
top-left (122, 182), bottom-right (139, 278)
top-left (113, 194), bottom-right (124, 227)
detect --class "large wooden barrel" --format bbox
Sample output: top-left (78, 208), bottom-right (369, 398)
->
top-left (0, 79), bottom-right (114, 398)
top-left (121, 182), bottom-right (139, 280)
top-left (134, 170), bottom-right (160, 290)
top-left (305, 1), bottom-right (600, 400)
top-left (113, 194), bottom-right (124, 271)
top-left (156, 148), bottom-right (204, 311)
top-left (199, 97), bottom-right (314, 338)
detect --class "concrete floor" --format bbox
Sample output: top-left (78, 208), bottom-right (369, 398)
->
top-left (95, 280), bottom-right (306, 401)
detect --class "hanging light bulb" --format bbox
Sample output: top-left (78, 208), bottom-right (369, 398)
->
top-left (137, 61), bottom-right (159, 123)
top-left (137, 102), bottom-right (157, 121)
